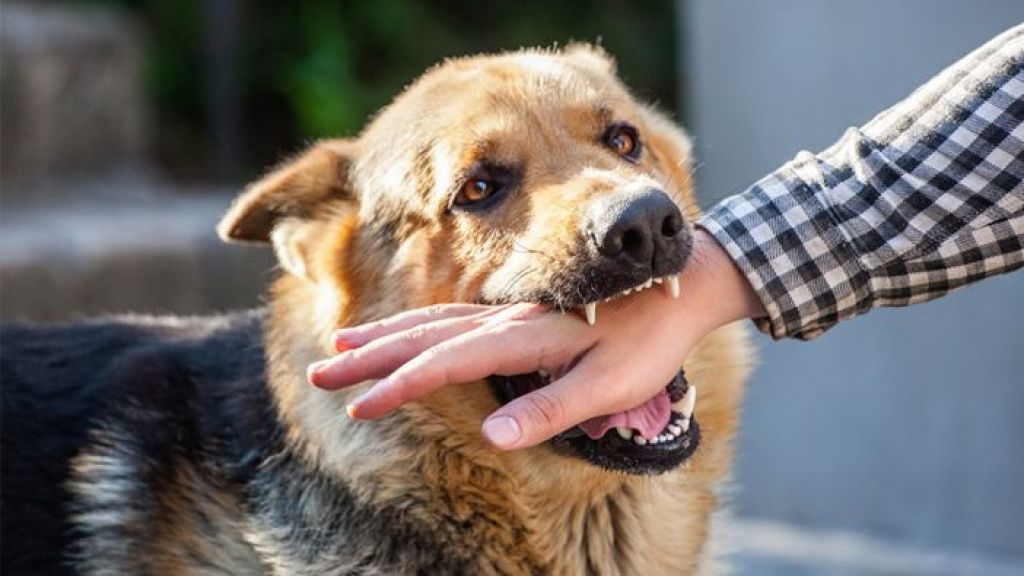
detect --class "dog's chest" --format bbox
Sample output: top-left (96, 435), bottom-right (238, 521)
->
top-left (520, 479), bottom-right (713, 576)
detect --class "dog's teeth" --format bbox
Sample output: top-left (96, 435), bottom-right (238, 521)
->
top-left (584, 302), bottom-right (597, 325)
top-left (666, 275), bottom-right (680, 299)
top-left (668, 424), bottom-right (682, 435)
top-left (643, 278), bottom-right (653, 289)
top-left (681, 385), bottom-right (697, 419)
top-left (615, 427), bottom-right (633, 440)
top-left (681, 417), bottom-right (691, 432)
top-left (537, 369), bottom-right (549, 379)
top-left (654, 277), bottom-right (663, 284)
top-left (633, 435), bottom-right (647, 446)
top-left (623, 287), bottom-right (632, 296)
top-left (649, 435), bottom-right (660, 444)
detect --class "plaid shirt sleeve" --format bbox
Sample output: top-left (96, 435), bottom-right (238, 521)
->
top-left (699, 24), bottom-right (1024, 341)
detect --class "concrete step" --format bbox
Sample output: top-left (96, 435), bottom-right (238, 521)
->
top-left (0, 192), bottom-right (275, 323)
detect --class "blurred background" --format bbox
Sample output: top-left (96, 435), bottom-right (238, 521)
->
top-left (1, 1), bottom-right (1022, 573)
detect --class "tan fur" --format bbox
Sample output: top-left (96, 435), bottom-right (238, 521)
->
top-left (222, 45), bottom-right (752, 574)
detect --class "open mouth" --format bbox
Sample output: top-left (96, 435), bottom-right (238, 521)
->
top-left (485, 263), bottom-right (698, 474)
top-left (487, 365), bottom-right (699, 476)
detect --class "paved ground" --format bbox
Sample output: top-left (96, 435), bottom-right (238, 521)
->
top-left (730, 518), bottom-right (1024, 576)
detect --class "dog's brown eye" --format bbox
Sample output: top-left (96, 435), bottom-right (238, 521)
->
top-left (604, 123), bottom-right (641, 161)
top-left (455, 179), bottom-right (498, 206)
top-left (450, 163), bottom-right (517, 212)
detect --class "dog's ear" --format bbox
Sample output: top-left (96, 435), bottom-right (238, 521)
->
top-left (218, 139), bottom-right (359, 278)
top-left (561, 43), bottom-right (617, 75)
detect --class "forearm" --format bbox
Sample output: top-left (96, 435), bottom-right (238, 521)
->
top-left (700, 24), bottom-right (1024, 340)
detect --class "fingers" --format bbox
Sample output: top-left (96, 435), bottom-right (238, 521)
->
top-left (347, 308), bottom-right (587, 419)
top-left (331, 304), bottom-right (499, 350)
top-left (309, 309), bottom-right (503, 389)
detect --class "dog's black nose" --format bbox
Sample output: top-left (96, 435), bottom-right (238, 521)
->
top-left (587, 189), bottom-right (687, 273)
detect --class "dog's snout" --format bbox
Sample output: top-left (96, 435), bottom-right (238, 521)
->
top-left (587, 189), bottom-right (687, 272)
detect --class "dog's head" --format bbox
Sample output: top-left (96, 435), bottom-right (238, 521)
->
top-left (219, 46), bottom-right (706, 476)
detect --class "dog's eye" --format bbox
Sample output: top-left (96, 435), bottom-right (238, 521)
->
top-left (449, 163), bottom-right (517, 212)
top-left (604, 123), bottom-right (641, 161)
top-left (455, 178), bottom-right (501, 206)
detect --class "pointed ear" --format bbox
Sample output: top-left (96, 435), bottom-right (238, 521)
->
top-left (218, 138), bottom-right (360, 278)
top-left (561, 43), bottom-right (616, 75)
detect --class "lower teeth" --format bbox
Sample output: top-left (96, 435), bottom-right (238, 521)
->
top-left (616, 416), bottom-right (691, 445)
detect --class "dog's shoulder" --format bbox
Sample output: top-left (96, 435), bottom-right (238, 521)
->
top-left (1, 311), bottom-right (272, 575)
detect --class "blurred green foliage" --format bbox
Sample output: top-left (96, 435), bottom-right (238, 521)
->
top-left (91, 0), bottom-right (678, 180)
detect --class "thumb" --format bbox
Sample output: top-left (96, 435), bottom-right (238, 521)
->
top-left (481, 356), bottom-right (640, 450)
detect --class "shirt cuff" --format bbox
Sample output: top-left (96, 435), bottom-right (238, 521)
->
top-left (698, 159), bottom-right (875, 340)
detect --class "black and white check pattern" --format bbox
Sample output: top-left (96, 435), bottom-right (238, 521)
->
top-left (700, 24), bottom-right (1024, 340)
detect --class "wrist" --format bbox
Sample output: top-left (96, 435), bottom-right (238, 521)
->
top-left (676, 228), bottom-right (765, 332)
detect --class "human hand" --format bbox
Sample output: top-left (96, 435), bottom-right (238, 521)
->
top-left (307, 229), bottom-right (765, 450)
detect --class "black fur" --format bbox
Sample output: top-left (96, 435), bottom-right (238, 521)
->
top-left (1, 313), bottom-right (270, 573)
top-left (1, 312), bottom-right (477, 574)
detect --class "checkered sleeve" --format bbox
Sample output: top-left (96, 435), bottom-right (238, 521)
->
top-left (699, 24), bottom-right (1024, 340)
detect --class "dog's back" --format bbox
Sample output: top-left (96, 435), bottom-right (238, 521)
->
top-left (1, 312), bottom-right (272, 574)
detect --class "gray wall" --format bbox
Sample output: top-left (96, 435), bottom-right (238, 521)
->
top-left (678, 0), bottom-right (1024, 557)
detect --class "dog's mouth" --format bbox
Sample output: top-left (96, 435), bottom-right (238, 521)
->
top-left (578, 273), bottom-right (680, 325)
top-left (487, 367), bottom-right (698, 476)
top-left (483, 253), bottom-right (697, 474)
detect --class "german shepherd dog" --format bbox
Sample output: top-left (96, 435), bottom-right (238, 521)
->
top-left (2, 46), bottom-right (751, 574)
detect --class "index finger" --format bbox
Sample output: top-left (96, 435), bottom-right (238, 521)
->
top-left (332, 303), bottom-right (502, 349)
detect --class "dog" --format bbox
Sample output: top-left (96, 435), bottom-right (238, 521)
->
top-left (1, 45), bottom-right (751, 575)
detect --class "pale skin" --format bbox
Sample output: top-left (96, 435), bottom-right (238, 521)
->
top-left (307, 228), bottom-right (766, 450)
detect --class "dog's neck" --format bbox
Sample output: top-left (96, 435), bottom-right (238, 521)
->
top-left (263, 274), bottom-right (723, 574)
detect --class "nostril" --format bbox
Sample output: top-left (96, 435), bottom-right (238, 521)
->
top-left (621, 228), bottom-right (644, 257)
top-left (661, 214), bottom-right (682, 238)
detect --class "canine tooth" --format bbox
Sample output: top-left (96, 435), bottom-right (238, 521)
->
top-left (584, 302), bottom-right (597, 326)
top-left (644, 278), bottom-right (653, 289)
top-left (666, 275), bottom-right (680, 299)
top-left (668, 424), bottom-right (682, 435)
top-left (616, 427), bottom-right (633, 440)
top-left (681, 418), bottom-right (691, 432)
top-left (633, 435), bottom-right (647, 446)
top-left (681, 385), bottom-right (697, 419)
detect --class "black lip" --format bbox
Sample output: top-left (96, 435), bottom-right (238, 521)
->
top-left (479, 235), bottom-right (691, 310)
top-left (486, 370), bottom-right (699, 475)
top-left (553, 412), bottom-right (700, 475)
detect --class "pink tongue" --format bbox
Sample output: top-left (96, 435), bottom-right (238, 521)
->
top-left (578, 390), bottom-right (671, 440)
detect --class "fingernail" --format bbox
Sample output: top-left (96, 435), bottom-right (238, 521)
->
top-left (307, 360), bottom-right (328, 385)
top-left (334, 334), bottom-right (358, 353)
top-left (346, 386), bottom-right (376, 417)
top-left (482, 416), bottom-right (521, 449)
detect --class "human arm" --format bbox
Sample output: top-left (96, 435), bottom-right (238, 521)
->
top-left (701, 24), bottom-right (1024, 340)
